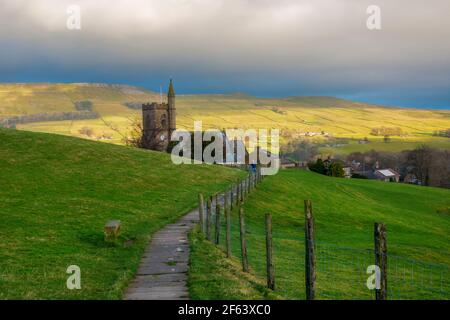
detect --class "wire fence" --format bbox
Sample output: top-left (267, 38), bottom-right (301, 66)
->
top-left (313, 241), bottom-right (450, 300)
top-left (198, 173), bottom-right (450, 300)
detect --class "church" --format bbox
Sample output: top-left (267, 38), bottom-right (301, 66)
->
top-left (141, 79), bottom-right (176, 152)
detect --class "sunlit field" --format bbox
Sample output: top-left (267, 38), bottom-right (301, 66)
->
top-left (1, 83), bottom-right (449, 154)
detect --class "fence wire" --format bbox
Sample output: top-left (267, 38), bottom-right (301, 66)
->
top-left (199, 183), bottom-right (449, 300)
top-left (313, 241), bottom-right (449, 300)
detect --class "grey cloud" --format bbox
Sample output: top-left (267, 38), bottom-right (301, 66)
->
top-left (0, 0), bottom-right (449, 107)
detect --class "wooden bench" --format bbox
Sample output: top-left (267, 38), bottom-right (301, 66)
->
top-left (104, 220), bottom-right (121, 242)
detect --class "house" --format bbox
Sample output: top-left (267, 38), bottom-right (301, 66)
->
top-left (350, 160), bottom-right (361, 171)
top-left (298, 161), bottom-right (309, 170)
top-left (280, 158), bottom-right (297, 169)
top-left (343, 167), bottom-right (352, 178)
top-left (374, 169), bottom-right (400, 182)
top-left (404, 173), bottom-right (421, 185)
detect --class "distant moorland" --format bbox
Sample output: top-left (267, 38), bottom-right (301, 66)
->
top-left (1, 83), bottom-right (449, 155)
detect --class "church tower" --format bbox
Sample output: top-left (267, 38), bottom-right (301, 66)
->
top-left (141, 80), bottom-right (176, 152)
top-left (167, 78), bottom-right (176, 137)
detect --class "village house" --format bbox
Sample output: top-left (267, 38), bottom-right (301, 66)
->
top-left (358, 139), bottom-right (369, 144)
top-left (343, 167), bottom-right (352, 178)
top-left (403, 173), bottom-right (421, 185)
top-left (374, 169), bottom-right (400, 182)
top-left (280, 158), bottom-right (297, 169)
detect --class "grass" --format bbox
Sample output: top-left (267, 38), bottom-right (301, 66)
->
top-left (188, 227), bottom-right (280, 300)
top-left (190, 170), bottom-right (450, 300)
top-left (0, 128), bottom-right (243, 299)
top-left (319, 136), bottom-right (450, 155)
top-left (1, 83), bottom-right (449, 154)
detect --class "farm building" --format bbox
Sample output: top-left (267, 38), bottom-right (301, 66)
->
top-left (343, 167), bottom-right (352, 178)
top-left (374, 169), bottom-right (400, 182)
top-left (280, 158), bottom-right (297, 169)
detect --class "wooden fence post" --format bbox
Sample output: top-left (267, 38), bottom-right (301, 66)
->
top-left (240, 179), bottom-right (244, 201)
top-left (215, 203), bottom-right (221, 245)
top-left (226, 201), bottom-right (232, 258)
top-left (224, 190), bottom-right (228, 214)
top-left (247, 175), bottom-right (251, 194)
top-left (265, 213), bottom-right (275, 290)
top-left (230, 186), bottom-right (234, 211)
top-left (198, 193), bottom-right (204, 233)
top-left (374, 222), bottom-right (387, 300)
top-left (206, 197), bottom-right (212, 241)
top-left (304, 200), bottom-right (316, 300)
top-left (244, 175), bottom-right (247, 194)
top-left (236, 179), bottom-right (240, 206)
top-left (239, 207), bottom-right (249, 272)
top-left (245, 177), bottom-right (248, 194)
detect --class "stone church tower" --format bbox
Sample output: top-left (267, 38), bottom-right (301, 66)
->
top-left (141, 79), bottom-right (176, 152)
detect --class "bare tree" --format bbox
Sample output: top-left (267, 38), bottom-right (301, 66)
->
top-left (281, 140), bottom-right (319, 162)
top-left (122, 117), bottom-right (144, 148)
top-left (406, 145), bottom-right (433, 186)
top-left (140, 124), bottom-right (168, 151)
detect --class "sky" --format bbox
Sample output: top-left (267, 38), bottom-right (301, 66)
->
top-left (1, 0), bottom-right (450, 109)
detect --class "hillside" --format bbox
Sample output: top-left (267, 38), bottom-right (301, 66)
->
top-left (0, 128), bottom-right (242, 299)
top-left (1, 83), bottom-right (449, 154)
top-left (189, 170), bottom-right (450, 300)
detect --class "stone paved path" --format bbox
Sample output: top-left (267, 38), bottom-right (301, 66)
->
top-left (124, 188), bottom-right (236, 300)
top-left (124, 209), bottom-right (199, 300)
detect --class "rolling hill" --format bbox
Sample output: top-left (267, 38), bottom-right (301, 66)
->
top-left (0, 128), bottom-right (242, 299)
top-left (1, 83), bottom-right (450, 154)
top-left (189, 170), bottom-right (450, 300)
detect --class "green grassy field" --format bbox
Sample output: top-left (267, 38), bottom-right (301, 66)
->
top-left (189, 170), bottom-right (450, 300)
top-left (0, 128), bottom-right (243, 299)
top-left (1, 83), bottom-right (449, 154)
top-left (188, 228), bottom-right (280, 300)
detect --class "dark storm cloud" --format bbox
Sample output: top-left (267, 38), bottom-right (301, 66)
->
top-left (0, 0), bottom-right (449, 108)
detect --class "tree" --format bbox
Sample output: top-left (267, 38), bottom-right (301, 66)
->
top-left (74, 100), bottom-right (93, 111)
top-left (328, 162), bottom-right (345, 177)
top-left (371, 126), bottom-right (403, 136)
top-left (282, 140), bottom-right (319, 162)
top-left (123, 118), bottom-right (144, 148)
top-left (308, 159), bottom-right (326, 175)
top-left (308, 158), bottom-right (345, 178)
top-left (78, 126), bottom-right (94, 137)
top-left (406, 145), bottom-right (433, 186)
top-left (118, 116), bottom-right (168, 151)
